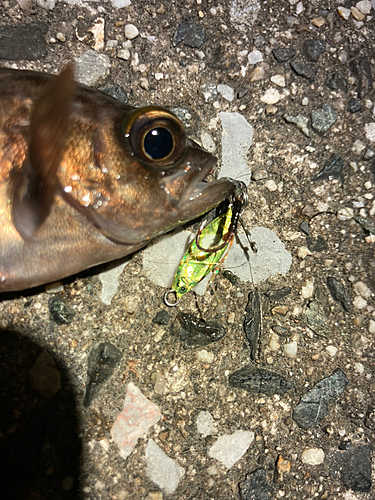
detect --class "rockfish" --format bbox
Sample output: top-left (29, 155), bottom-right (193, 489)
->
top-left (0, 65), bottom-right (235, 292)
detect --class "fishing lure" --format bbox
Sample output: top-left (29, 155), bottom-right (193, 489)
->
top-left (164, 181), bottom-right (249, 306)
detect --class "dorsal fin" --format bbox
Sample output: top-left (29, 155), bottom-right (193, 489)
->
top-left (12, 63), bottom-right (75, 240)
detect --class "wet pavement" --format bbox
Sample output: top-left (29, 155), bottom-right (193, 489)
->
top-left (0, 0), bottom-right (375, 499)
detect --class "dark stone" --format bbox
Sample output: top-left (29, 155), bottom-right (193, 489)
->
top-left (48, 297), bottom-right (76, 325)
top-left (313, 154), bottom-right (343, 181)
top-left (172, 19), bottom-right (207, 48)
top-left (272, 325), bottom-right (291, 337)
top-left (311, 104), bottom-right (336, 133)
top-left (239, 469), bottom-right (274, 500)
top-left (299, 221), bottom-right (310, 236)
top-left (306, 236), bottom-right (328, 252)
top-left (229, 366), bottom-right (293, 397)
top-left (223, 270), bottom-right (239, 285)
top-left (339, 439), bottom-right (352, 451)
top-left (244, 291), bottom-right (262, 361)
top-left (171, 312), bottom-right (226, 346)
top-left (302, 39), bottom-right (326, 62)
top-left (84, 343), bottom-right (122, 407)
top-left (331, 445), bottom-right (372, 492)
top-left (237, 88), bottom-right (249, 99)
top-left (272, 48), bottom-right (296, 62)
top-left (0, 23), bottom-right (48, 61)
top-left (290, 61), bottom-right (317, 80)
top-left (305, 300), bottom-right (328, 337)
top-left (253, 36), bottom-right (267, 48)
top-left (325, 73), bottom-right (348, 92)
top-left (265, 287), bottom-right (292, 301)
top-left (152, 310), bottom-right (171, 326)
top-left (99, 85), bottom-right (128, 103)
top-left (292, 368), bottom-right (349, 429)
top-left (347, 98), bottom-right (362, 113)
top-left (350, 57), bottom-right (373, 98)
top-left (326, 277), bottom-right (351, 312)
top-left (354, 215), bottom-right (375, 234)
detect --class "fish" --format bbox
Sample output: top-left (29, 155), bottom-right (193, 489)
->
top-left (0, 65), bottom-right (236, 292)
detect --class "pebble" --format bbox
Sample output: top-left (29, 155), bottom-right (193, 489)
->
top-left (270, 74), bottom-right (286, 87)
top-left (48, 296), bottom-right (75, 325)
top-left (301, 278), bottom-right (314, 299)
top-left (145, 492), bottom-right (163, 500)
top-left (125, 24), bottom-right (139, 40)
top-left (356, 0), bottom-right (372, 14)
top-left (364, 123), bottom-right (375, 141)
top-left (284, 114), bottom-right (310, 137)
top-left (217, 84), bottom-right (235, 102)
top-left (117, 49), bottom-right (130, 60)
top-left (197, 349), bottom-right (214, 364)
top-left (196, 411), bottom-right (215, 437)
top-left (284, 341), bottom-right (298, 358)
top-left (75, 50), bottom-right (111, 86)
top-left (172, 19), bottom-right (207, 48)
top-left (200, 132), bottom-right (216, 153)
top-left (110, 0), bottom-right (131, 6)
top-left (297, 246), bottom-right (311, 259)
top-left (272, 305), bottom-right (289, 315)
top-left (337, 6), bottom-right (351, 20)
top-left (28, 349), bottom-right (61, 397)
top-left (314, 154), bottom-right (343, 181)
top-left (229, 366), bottom-right (293, 396)
top-left (111, 383), bottom-right (161, 460)
top-left (311, 104), bottom-right (336, 133)
top-left (351, 139), bottom-right (366, 155)
top-left (369, 319), bottom-right (375, 333)
top-left (99, 261), bottom-right (129, 305)
top-left (248, 50), bottom-right (263, 64)
top-left (145, 440), bottom-right (185, 494)
top-left (152, 371), bottom-right (166, 395)
top-left (272, 48), bottom-right (296, 62)
top-left (302, 448), bottom-right (325, 465)
top-left (209, 431), bottom-right (254, 469)
top-left (290, 61), bottom-right (317, 81)
top-left (249, 66), bottom-right (265, 82)
top-left (311, 16), bottom-right (325, 27)
top-left (37, 0), bottom-right (55, 9)
top-left (325, 72), bottom-right (348, 92)
top-left (269, 333), bottom-right (281, 351)
top-left (353, 281), bottom-right (372, 299)
top-left (351, 6), bottom-right (365, 21)
top-left (198, 81), bottom-right (217, 102)
top-left (302, 39), bottom-right (326, 62)
top-left (354, 362), bottom-right (365, 374)
top-left (45, 281), bottom-right (64, 293)
top-left (260, 88), bottom-right (283, 104)
top-left (326, 277), bottom-right (352, 312)
top-left (353, 296), bottom-right (367, 309)
top-left (326, 345), bottom-right (338, 357)
top-left (239, 469), bottom-right (274, 500)
top-left (264, 179), bottom-right (277, 191)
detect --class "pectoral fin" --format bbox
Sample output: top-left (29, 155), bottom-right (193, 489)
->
top-left (12, 64), bottom-right (75, 240)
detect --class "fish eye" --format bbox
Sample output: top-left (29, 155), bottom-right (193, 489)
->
top-left (123, 106), bottom-right (187, 170)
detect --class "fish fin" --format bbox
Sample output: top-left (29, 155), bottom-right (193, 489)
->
top-left (12, 63), bottom-right (75, 240)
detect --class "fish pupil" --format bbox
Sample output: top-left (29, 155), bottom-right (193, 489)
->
top-left (144, 127), bottom-right (173, 160)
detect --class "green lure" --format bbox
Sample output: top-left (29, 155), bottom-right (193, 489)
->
top-left (164, 205), bottom-right (234, 306)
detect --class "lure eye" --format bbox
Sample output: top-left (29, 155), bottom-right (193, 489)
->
top-left (123, 106), bottom-right (187, 170)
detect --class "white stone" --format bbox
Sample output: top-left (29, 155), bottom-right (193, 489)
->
top-left (209, 430), bottom-right (254, 469)
top-left (154, 72), bottom-right (164, 80)
top-left (196, 411), bottom-right (215, 437)
top-left (269, 333), bottom-right (280, 351)
top-left (337, 6), bottom-right (351, 20)
top-left (224, 227), bottom-right (293, 284)
top-left (218, 112), bottom-right (253, 185)
top-left (99, 260), bottom-right (130, 304)
top-left (197, 349), bottom-right (214, 364)
top-left (248, 50), bottom-right (263, 64)
top-left (356, 0), bottom-right (372, 14)
top-left (200, 132), bottom-right (216, 153)
top-left (217, 84), bottom-right (235, 102)
top-left (369, 319), bottom-right (375, 333)
top-left (326, 345), bottom-right (338, 357)
top-left (301, 278), bottom-right (314, 299)
top-left (302, 448), bottom-right (325, 465)
top-left (37, 0), bottom-right (55, 9)
top-left (45, 282), bottom-right (64, 293)
top-left (353, 296), bottom-right (368, 309)
top-left (351, 139), bottom-right (366, 155)
top-left (260, 88), bottom-right (283, 104)
top-left (125, 24), bottom-right (139, 40)
top-left (354, 362), bottom-right (365, 374)
top-left (145, 440), bottom-right (185, 494)
top-left (250, 66), bottom-right (265, 82)
top-left (353, 281), bottom-right (372, 299)
top-left (264, 179), bottom-right (277, 191)
top-left (365, 123), bottom-right (375, 141)
top-left (110, 0), bottom-right (131, 7)
top-left (284, 341), bottom-right (298, 358)
top-left (117, 49), bottom-right (130, 60)
top-left (270, 74), bottom-right (286, 87)
top-left (89, 17), bottom-right (105, 52)
top-left (75, 50), bottom-right (111, 86)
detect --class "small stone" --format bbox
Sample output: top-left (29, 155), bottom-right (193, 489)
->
top-left (272, 305), bottom-right (288, 315)
top-left (353, 281), bottom-right (372, 299)
top-left (264, 179), bottom-right (277, 191)
top-left (311, 104), bottom-right (336, 133)
top-left (364, 123), bottom-right (375, 142)
top-left (152, 371), bottom-right (166, 395)
top-left (200, 132), bottom-right (216, 153)
top-left (28, 350), bottom-right (61, 397)
top-left (302, 448), bottom-right (325, 465)
top-left (290, 61), bottom-right (317, 81)
top-left (337, 207), bottom-right (354, 221)
top-left (272, 48), bottom-right (296, 62)
top-left (125, 24), bottom-right (139, 40)
top-left (325, 73), bottom-right (348, 92)
top-left (353, 296), bottom-right (367, 309)
top-left (117, 49), bottom-right (130, 60)
top-left (337, 6), bottom-right (351, 20)
top-left (196, 411), bottom-right (215, 437)
top-left (145, 492), bottom-right (163, 500)
top-left (354, 362), bottom-right (365, 374)
top-left (37, 0), bottom-right (55, 9)
top-left (284, 341), bottom-right (298, 358)
top-left (249, 66), bottom-right (265, 82)
top-left (299, 221), bottom-right (310, 236)
top-left (145, 440), bottom-right (185, 494)
top-left (239, 469), bottom-right (274, 500)
top-left (229, 366), bottom-right (293, 396)
top-left (260, 88), bottom-right (283, 105)
top-left (154, 72), bottom-right (163, 80)
top-left (270, 74), bottom-right (286, 87)
top-left (327, 277), bottom-right (351, 312)
top-left (248, 50), bottom-right (263, 64)
top-left (75, 50), bottom-right (111, 86)
top-left (313, 154), bottom-right (343, 181)
top-left (197, 349), bottom-right (214, 364)
top-left (326, 345), bottom-right (338, 357)
top-left (311, 16), bottom-right (325, 27)
top-left (252, 168), bottom-right (268, 180)
top-left (198, 81), bottom-right (217, 102)
top-left (265, 105), bottom-right (278, 115)
top-left (284, 114), bottom-right (310, 137)
top-left (172, 19), bottom-right (207, 48)
top-left (48, 297), bottom-right (75, 325)
top-left (302, 39), bottom-right (326, 62)
top-left (356, 0), bottom-right (372, 15)
top-left (269, 333), bottom-right (281, 351)
top-left (351, 139), bottom-right (366, 155)
top-left (301, 278), bottom-right (314, 298)
top-left (45, 282), bottom-right (64, 293)
top-left (369, 319), bottom-right (375, 333)
top-left (217, 84), bottom-right (235, 102)
top-left (351, 6), bottom-right (365, 21)
top-left (209, 431), bottom-right (254, 469)
top-left (297, 246), bottom-right (311, 259)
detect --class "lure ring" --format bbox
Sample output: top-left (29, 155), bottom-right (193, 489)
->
top-left (195, 220), bottom-right (230, 253)
top-left (164, 289), bottom-right (180, 307)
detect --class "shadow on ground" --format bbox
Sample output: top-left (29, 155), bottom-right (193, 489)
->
top-left (0, 328), bottom-right (82, 500)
